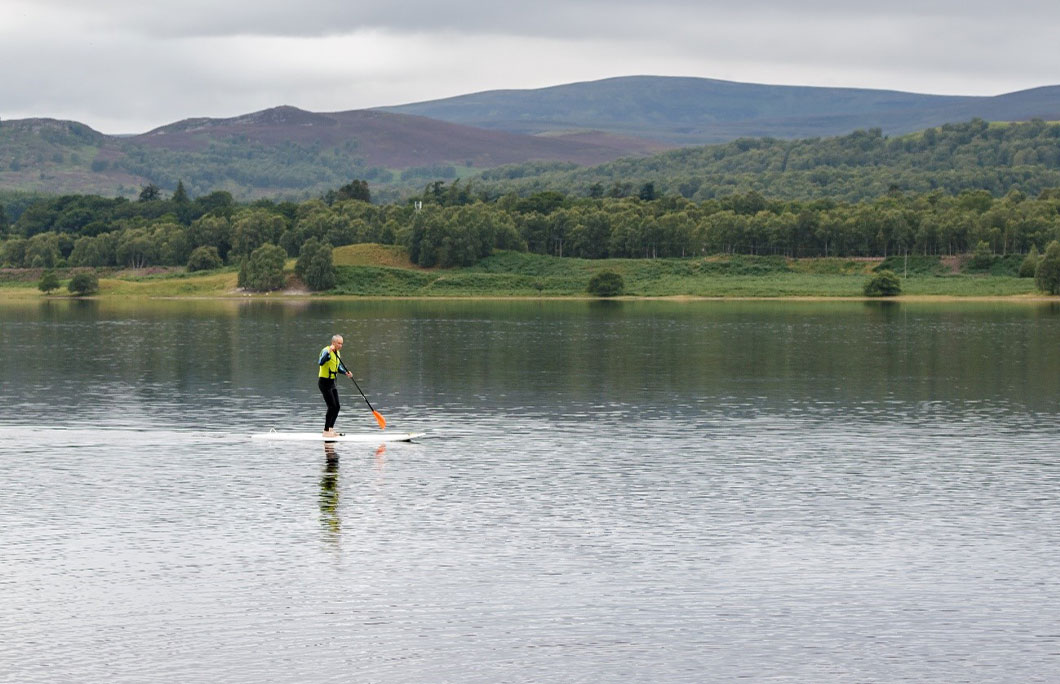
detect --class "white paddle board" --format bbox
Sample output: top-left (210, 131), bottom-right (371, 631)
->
top-left (252, 431), bottom-right (424, 443)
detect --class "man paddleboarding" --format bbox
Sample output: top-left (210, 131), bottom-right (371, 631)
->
top-left (318, 334), bottom-right (353, 437)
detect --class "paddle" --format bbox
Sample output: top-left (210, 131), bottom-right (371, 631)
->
top-left (348, 374), bottom-right (387, 430)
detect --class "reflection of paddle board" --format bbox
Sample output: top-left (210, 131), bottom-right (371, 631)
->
top-left (252, 432), bottom-right (424, 443)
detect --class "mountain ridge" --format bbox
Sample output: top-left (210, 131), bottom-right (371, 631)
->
top-left (3, 75), bottom-right (1060, 199)
top-left (380, 75), bottom-right (1060, 143)
top-left (127, 106), bottom-right (660, 166)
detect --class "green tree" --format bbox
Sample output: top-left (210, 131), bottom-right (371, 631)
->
top-left (288, 206), bottom-right (339, 255)
top-left (657, 212), bottom-right (694, 257)
top-left (967, 240), bottom-right (994, 270)
top-left (152, 222), bottom-right (192, 265)
top-left (518, 212), bottom-right (550, 254)
top-left (863, 269), bottom-right (902, 296)
top-left (295, 238), bottom-right (336, 291)
top-left (238, 243), bottom-right (286, 291)
top-left (406, 209), bottom-right (445, 267)
top-left (1, 237), bottom-right (27, 266)
top-left (587, 270), bottom-right (625, 296)
top-left (1035, 240), bottom-right (1060, 294)
top-left (116, 229), bottom-right (157, 268)
top-left (25, 233), bottom-right (61, 268)
top-left (38, 270), bottom-right (60, 293)
top-left (15, 202), bottom-right (58, 237)
top-left (232, 210), bottom-right (286, 258)
top-left (172, 180), bottom-right (190, 204)
top-left (326, 179), bottom-right (370, 204)
top-left (69, 232), bottom-right (118, 267)
top-left (608, 210), bottom-right (646, 258)
top-left (1019, 244), bottom-right (1040, 278)
top-left (68, 271), bottom-right (99, 296)
top-left (187, 245), bottom-right (223, 272)
top-left (194, 190), bottom-right (235, 217)
top-left (188, 215), bottom-right (233, 261)
top-left (570, 210), bottom-right (612, 259)
top-left (515, 191), bottom-right (566, 215)
top-left (138, 184), bottom-right (161, 202)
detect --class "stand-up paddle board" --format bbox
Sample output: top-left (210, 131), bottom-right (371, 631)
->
top-left (252, 431), bottom-right (424, 443)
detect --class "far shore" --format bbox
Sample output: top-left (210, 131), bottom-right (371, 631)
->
top-left (2, 245), bottom-right (1056, 302)
top-left (2, 288), bottom-right (1057, 305)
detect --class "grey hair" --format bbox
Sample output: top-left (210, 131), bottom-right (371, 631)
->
top-left (331, 334), bottom-right (344, 343)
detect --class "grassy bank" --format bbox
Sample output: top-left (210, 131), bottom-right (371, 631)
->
top-left (0, 266), bottom-right (240, 297)
top-left (329, 247), bottom-right (1037, 298)
top-left (0, 245), bottom-right (1045, 299)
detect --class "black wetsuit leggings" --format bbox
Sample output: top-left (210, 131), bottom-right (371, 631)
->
top-left (318, 378), bottom-right (340, 430)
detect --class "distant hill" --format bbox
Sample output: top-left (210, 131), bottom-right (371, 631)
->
top-left (134, 106), bottom-right (664, 167)
top-left (5, 74), bottom-right (1060, 201)
top-left (0, 106), bottom-right (666, 200)
top-left (381, 75), bottom-right (1060, 144)
top-left (0, 119), bottom-right (142, 197)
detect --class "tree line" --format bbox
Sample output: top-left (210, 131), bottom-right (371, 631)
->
top-left (400, 184), bottom-right (1060, 264)
top-left (4, 180), bottom-right (1060, 280)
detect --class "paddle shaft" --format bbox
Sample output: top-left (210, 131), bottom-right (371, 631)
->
top-left (348, 374), bottom-right (376, 413)
top-left (347, 373), bottom-right (387, 429)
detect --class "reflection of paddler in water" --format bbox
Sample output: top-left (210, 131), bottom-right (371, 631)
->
top-left (318, 444), bottom-right (387, 538)
top-left (320, 444), bottom-right (340, 536)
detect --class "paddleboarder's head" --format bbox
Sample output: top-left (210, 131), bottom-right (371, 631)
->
top-left (330, 334), bottom-right (344, 351)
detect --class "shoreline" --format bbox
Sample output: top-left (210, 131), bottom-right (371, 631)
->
top-left (4, 289), bottom-right (1058, 304)
top-left (2, 247), bottom-right (1053, 302)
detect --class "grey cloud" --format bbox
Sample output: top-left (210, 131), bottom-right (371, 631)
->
top-left (3, 0), bottom-right (1060, 132)
top-left (21, 0), bottom-right (1060, 40)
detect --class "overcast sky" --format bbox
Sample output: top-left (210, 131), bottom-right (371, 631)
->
top-left (3, 0), bottom-right (1059, 134)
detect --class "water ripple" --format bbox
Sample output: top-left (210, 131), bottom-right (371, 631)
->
top-left (3, 300), bottom-right (1060, 682)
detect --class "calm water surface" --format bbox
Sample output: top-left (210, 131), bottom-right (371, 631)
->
top-left (1, 298), bottom-right (1059, 682)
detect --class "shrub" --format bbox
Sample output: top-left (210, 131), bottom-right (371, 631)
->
top-left (238, 243), bottom-right (286, 291)
top-left (874, 254), bottom-right (945, 276)
top-left (966, 241), bottom-right (995, 271)
top-left (187, 245), bottom-right (223, 272)
top-left (1019, 245), bottom-right (1040, 278)
top-left (38, 270), bottom-right (60, 293)
top-left (1035, 240), bottom-right (1060, 295)
top-left (295, 238), bottom-right (336, 291)
top-left (587, 270), bottom-right (625, 296)
top-left (863, 269), bottom-right (902, 297)
top-left (986, 253), bottom-right (1023, 277)
top-left (68, 271), bottom-right (99, 296)
top-left (699, 255), bottom-right (789, 276)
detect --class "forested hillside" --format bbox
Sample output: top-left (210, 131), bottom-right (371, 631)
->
top-left (0, 109), bottom-right (660, 201)
top-left (474, 120), bottom-right (1060, 202)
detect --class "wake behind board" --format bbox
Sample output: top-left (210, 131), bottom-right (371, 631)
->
top-left (252, 431), bottom-right (424, 443)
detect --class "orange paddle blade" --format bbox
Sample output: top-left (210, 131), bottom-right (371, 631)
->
top-left (373, 410), bottom-right (387, 430)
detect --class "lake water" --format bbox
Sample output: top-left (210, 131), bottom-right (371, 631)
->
top-left (2, 298), bottom-right (1059, 683)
